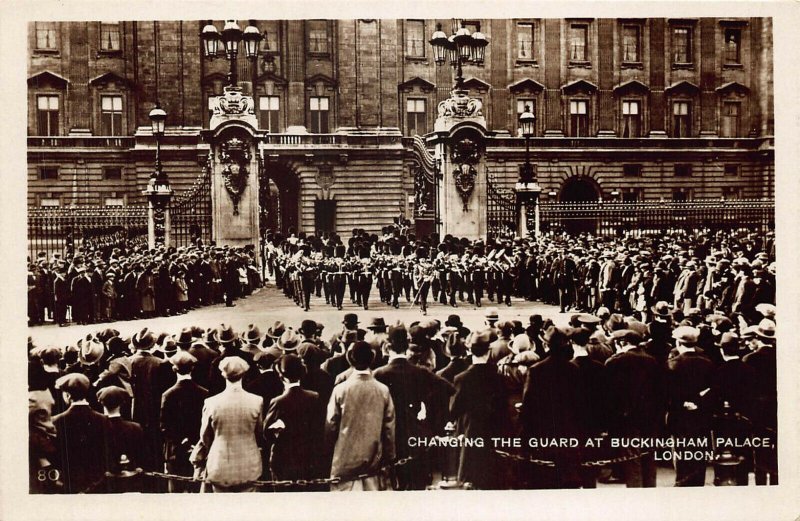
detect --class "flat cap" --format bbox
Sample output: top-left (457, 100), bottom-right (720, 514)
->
top-left (55, 373), bottom-right (91, 395)
top-left (96, 386), bottom-right (130, 409)
top-left (219, 356), bottom-right (250, 380)
top-left (672, 325), bottom-right (700, 346)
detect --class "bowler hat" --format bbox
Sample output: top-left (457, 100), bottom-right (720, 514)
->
top-left (342, 313), bottom-right (360, 328)
top-left (346, 341), bottom-right (375, 369)
top-left (300, 319), bottom-right (318, 337)
top-left (277, 354), bottom-right (306, 381)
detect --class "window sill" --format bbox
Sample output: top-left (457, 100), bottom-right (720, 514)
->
top-left (671, 63), bottom-right (695, 70)
top-left (97, 50), bottom-right (122, 57)
top-left (568, 61), bottom-right (592, 69)
top-left (621, 61), bottom-right (643, 70)
top-left (722, 63), bottom-right (744, 70)
top-left (405, 56), bottom-right (428, 63)
top-left (515, 59), bottom-right (538, 67)
top-left (33, 49), bottom-right (59, 56)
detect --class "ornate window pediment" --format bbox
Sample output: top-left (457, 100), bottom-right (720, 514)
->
top-left (305, 74), bottom-right (337, 90)
top-left (88, 72), bottom-right (133, 90)
top-left (399, 77), bottom-right (436, 93)
top-left (665, 80), bottom-right (700, 96)
top-left (716, 81), bottom-right (750, 96)
top-left (508, 78), bottom-right (544, 94)
top-left (461, 77), bottom-right (492, 92)
top-left (28, 70), bottom-right (69, 89)
top-left (561, 79), bottom-right (598, 95)
top-left (613, 79), bottom-right (649, 96)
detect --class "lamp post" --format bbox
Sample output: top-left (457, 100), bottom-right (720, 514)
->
top-left (201, 20), bottom-right (263, 88)
top-left (514, 105), bottom-right (542, 237)
top-left (144, 103), bottom-right (173, 248)
top-left (429, 20), bottom-right (488, 91)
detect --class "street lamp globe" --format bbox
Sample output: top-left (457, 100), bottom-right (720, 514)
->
top-left (519, 105), bottom-right (536, 138)
top-left (243, 22), bottom-right (262, 60)
top-left (470, 23), bottom-right (488, 65)
top-left (149, 104), bottom-right (167, 136)
top-left (221, 19), bottom-right (242, 57)
top-left (429, 23), bottom-right (449, 65)
top-left (200, 21), bottom-right (220, 58)
top-left (454, 23), bottom-right (472, 61)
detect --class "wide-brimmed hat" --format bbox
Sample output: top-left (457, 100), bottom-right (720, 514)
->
top-left (278, 329), bottom-right (301, 352)
top-left (651, 301), bottom-right (672, 318)
top-left (755, 303), bottom-right (776, 321)
top-left (367, 317), bottom-right (388, 331)
top-left (217, 324), bottom-right (236, 345)
top-left (484, 307), bottom-right (499, 322)
top-left (543, 326), bottom-right (572, 351)
top-left (755, 319), bottom-right (776, 341)
top-left (79, 338), bottom-right (105, 365)
top-left (132, 328), bottom-right (156, 351)
top-left (175, 327), bottom-right (194, 348)
top-left (267, 321), bottom-right (286, 339)
top-left (241, 324), bottom-right (262, 345)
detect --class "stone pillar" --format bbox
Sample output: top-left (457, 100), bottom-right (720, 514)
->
top-left (432, 88), bottom-right (490, 240)
top-left (515, 181), bottom-right (542, 238)
top-left (205, 86), bottom-right (261, 248)
top-left (144, 183), bottom-right (173, 249)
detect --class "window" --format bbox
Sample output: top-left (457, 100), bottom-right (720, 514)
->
top-left (100, 22), bottom-right (121, 51)
top-left (308, 20), bottom-right (328, 54)
top-left (622, 189), bottom-right (642, 203)
top-left (721, 101), bottom-right (741, 137)
top-left (315, 199), bottom-right (336, 234)
top-left (405, 20), bottom-right (425, 58)
top-left (100, 95), bottom-right (123, 136)
top-left (673, 189), bottom-right (690, 202)
top-left (674, 164), bottom-right (692, 177)
top-left (621, 100), bottom-right (641, 137)
top-left (259, 95), bottom-right (280, 132)
top-left (263, 21), bottom-right (280, 53)
top-left (623, 164), bottom-right (642, 177)
top-left (105, 198), bottom-right (124, 207)
top-left (622, 24), bottom-right (641, 62)
top-left (724, 164), bottom-right (740, 176)
top-left (406, 98), bottom-right (427, 136)
top-left (517, 22), bottom-right (535, 59)
top-left (672, 26), bottom-right (693, 64)
top-left (672, 101), bottom-right (691, 137)
top-left (569, 24), bottom-right (588, 62)
top-left (569, 99), bottom-right (589, 137)
top-left (36, 95), bottom-right (59, 136)
top-left (309, 96), bottom-right (330, 133)
top-left (724, 28), bottom-right (741, 64)
top-left (722, 186), bottom-right (741, 199)
top-left (39, 167), bottom-right (59, 180)
top-left (40, 198), bottom-right (60, 207)
top-left (35, 22), bottom-right (57, 50)
top-left (103, 167), bottom-right (122, 180)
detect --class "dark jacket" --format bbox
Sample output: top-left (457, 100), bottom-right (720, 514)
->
top-left (604, 346), bottom-right (664, 436)
top-left (160, 379), bottom-right (209, 466)
top-left (52, 404), bottom-right (110, 493)
top-left (106, 416), bottom-right (149, 472)
top-left (263, 386), bottom-right (324, 480)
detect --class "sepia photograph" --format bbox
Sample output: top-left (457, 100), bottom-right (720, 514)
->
top-left (4, 2), bottom-right (799, 520)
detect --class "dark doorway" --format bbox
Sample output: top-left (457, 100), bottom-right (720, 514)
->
top-left (260, 163), bottom-right (300, 236)
top-left (558, 176), bottom-right (600, 235)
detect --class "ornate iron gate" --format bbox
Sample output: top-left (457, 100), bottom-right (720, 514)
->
top-left (170, 155), bottom-right (213, 247)
top-left (486, 168), bottom-right (516, 240)
top-left (27, 206), bottom-right (148, 260)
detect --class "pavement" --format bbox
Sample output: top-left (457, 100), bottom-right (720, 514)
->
top-left (28, 280), bottom-right (573, 348)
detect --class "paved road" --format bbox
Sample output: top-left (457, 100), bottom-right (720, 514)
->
top-left (29, 281), bottom-right (572, 347)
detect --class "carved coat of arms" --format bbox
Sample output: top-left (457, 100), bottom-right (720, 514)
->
top-left (450, 137), bottom-right (482, 211)
top-left (219, 137), bottom-right (252, 215)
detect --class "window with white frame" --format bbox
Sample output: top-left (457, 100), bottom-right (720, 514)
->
top-left (517, 22), bottom-right (535, 59)
top-left (100, 22), bottom-right (121, 51)
top-left (672, 100), bottom-right (692, 137)
top-left (259, 95), bottom-right (280, 132)
top-left (100, 95), bottom-right (123, 136)
top-left (621, 100), bottom-right (641, 137)
top-left (36, 95), bottom-right (60, 136)
top-left (406, 98), bottom-right (427, 136)
top-left (309, 96), bottom-right (330, 133)
top-left (672, 26), bottom-right (693, 64)
top-left (405, 20), bottom-right (425, 58)
top-left (35, 22), bottom-right (57, 50)
top-left (569, 99), bottom-right (589, 137)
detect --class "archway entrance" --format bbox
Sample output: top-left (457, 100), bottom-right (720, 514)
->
top-left (558, 176), bottom-right (600, 235)
top-left (259, 162), bottom-right (300, 237)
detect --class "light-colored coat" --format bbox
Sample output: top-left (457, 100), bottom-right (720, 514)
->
top-left (326, 372), bottom-right (396, 490)
top-left (190, 386), bottom-right (263, 486)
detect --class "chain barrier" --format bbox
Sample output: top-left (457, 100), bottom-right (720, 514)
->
top-left (493, 449), bottom-right (651, 469)
top-left (79, 456), bottom-right (416, 493)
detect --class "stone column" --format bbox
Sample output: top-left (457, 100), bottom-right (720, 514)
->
top-left (144, 183), bottom-right (173, 249)
top-left (515, 181), bottom-right (542, 238)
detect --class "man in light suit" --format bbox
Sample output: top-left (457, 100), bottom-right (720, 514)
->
top-left (326, 341), bottom-right (396, 491)
top-left (190, 356), bottom-right (263, 492)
